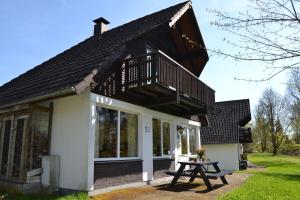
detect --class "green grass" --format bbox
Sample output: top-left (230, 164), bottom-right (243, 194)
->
top-left (219, 153), bottom-right (300, 200)
top-left (0, 191), bottom-right (88, 200)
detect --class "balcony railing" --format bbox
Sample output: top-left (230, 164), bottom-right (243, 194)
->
top-left (98, 50), bottom-right (215, 112)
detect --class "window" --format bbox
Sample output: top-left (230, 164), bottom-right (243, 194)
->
top-left (162, 122), bottom-right (170, 155)
top-left (95, 107), bottom-right (138, 159)
top-left (152, 119), bottom-right (171, 157)
top-left (181, 128), bottom-right (188, 155)
top-left (120, 112), bottom-right (138, 157)
top-left (189, 126), bottom-right (197, 154)
top-left (95, 107), bottom-right (118, 158)
top-left (179, 125), bottom-right (199, 155)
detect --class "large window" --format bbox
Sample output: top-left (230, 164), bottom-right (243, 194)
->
top-left (95, 107), bottom-right (138, 159)
top-left (153, 119), bottom-right (171, 157)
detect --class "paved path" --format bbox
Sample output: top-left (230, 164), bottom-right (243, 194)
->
top-left (91, 173), bottom-right (251, 200)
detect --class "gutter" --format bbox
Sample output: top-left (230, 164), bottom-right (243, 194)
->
top-left (0, 87), bottom-right (76, 110)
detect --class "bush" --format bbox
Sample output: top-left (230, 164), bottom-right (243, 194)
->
top-left (279, 143), bottom-right (300, 156)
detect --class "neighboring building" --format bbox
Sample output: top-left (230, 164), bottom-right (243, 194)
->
top-left (0, 1), bottom-right (216, 193)
top-left (201, 99), bottom-right (252, 171)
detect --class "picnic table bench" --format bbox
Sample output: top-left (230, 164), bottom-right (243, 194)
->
top-left (168, 161), bottom-right (233, 191)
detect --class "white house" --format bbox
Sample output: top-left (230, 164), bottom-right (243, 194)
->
top-left (201, 99), bottom-right (252, 171)
top-left (0, 1), bottom-right (217, 194)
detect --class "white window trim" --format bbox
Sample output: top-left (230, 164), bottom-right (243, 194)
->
top-left (94, 157), bottom-right (141, 162)
top-left (153, 119), bottom-right (172, 159)
top-left (94, 106), bottom-right (140, 161)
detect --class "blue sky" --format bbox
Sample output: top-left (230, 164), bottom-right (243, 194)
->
top-left (0, 0), bottom-right (287, 111)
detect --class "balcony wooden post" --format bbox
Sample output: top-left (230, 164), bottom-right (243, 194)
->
top-left (176, 65), bottom-right (180, 104)
top-left (151, 54), bottom-right (158, 86)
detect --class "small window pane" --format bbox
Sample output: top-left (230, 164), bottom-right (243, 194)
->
top-left (162, 122), bottom-right (170, 155)
top-left (189, 127), bottom-right (197, 154)
top-left (12, 118), bottom-right (25, 178)
top-left (95, 107), bottom-right (118, 158)
top-left (181, 128), bottom-right (188, 155)
top-left (152, 119), bottom-right (161, 156)
top-left (120, 112), bottom-right (138, 157)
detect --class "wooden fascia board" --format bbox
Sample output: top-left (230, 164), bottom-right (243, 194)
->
top-left (169, 1), bottom-right (192, 27)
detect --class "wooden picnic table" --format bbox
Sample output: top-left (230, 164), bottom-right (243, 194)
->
top-left (169, 161), bottom-right (232, 191)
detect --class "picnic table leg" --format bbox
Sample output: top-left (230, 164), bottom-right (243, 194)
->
top-left (189, 166), bottom-right (199, 182)
top-left (213, 163), bottom-right (228, 184)
top-left (198, 166), bottom-right (213, 191)
top-left (170, 163), bottom-right (186, 186)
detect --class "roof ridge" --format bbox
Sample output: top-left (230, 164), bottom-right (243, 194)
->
top-left (0, 1), bottom-right (190, 89)
top-left (99, 1), bottom-right (189, 37)
top-left (216, 99), bottom-right (250, 104)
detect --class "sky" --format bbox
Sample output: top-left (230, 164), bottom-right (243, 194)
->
top-left (0, 0), bottom-right (288, 112)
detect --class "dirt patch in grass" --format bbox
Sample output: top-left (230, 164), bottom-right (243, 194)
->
top-left (90, 188), bottom-right (154, 200)
top-left (92, 173), bottom-right (251, 200)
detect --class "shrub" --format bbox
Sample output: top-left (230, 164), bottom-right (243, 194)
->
top-left (279, 143), bottom-right (300, 156)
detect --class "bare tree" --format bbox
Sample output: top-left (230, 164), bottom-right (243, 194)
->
top-left (286, 68), bottom-right (300, 143)
top-left (260, 88), bottom-right (287, 155)
top-left (253, 104), bottom-right (269, 152)
top-left (209, 0), bottom-right (300, 81)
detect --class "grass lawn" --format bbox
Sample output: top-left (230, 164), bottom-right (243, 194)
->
top-left (0, 191), bottom-right (88, 200)
top-left (219, 153), bottom-right (300, 200)
top-left (1, 153), bottom-right (299, 200)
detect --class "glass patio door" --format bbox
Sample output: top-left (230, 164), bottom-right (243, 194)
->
top-left (0, 115), bottom-right (28, 181)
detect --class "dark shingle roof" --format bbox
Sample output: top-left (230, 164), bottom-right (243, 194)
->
top-left (0, 1), bottom-right (190, 108)
top-left (200, 99), bottom-right (251, 145)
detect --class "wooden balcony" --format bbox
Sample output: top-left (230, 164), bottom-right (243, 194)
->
top-left (239, 128), bottom-right (253, 143)
top-left (95, 50), bottom-right (215, 117)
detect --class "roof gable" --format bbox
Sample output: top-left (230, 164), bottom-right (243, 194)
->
top-left (0, 1), bottom-right (197, 108)
top-left (200, 99), bottom-right (251, 145)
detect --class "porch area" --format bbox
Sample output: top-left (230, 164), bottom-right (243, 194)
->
top-left (90, 173), bottom-right (250, 200)
top-left (0, 104), bottom-right (51, 192)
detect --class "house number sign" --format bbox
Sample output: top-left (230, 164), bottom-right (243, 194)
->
top-left (144, 126), bottom-right (151, 133)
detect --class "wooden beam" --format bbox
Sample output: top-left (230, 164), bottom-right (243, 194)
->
top-left (29, 104), bottom-right (50, 113)
top-left (175, 50), bottom-right (207, 62)
top-left (146, 95), bottom-right (178, 108)
top-left (176, 23), bottom-right (197, 75)
top-left (47, 102), bottom-right (53, 155)
top-left (0, 104), bottom-right (30, 114)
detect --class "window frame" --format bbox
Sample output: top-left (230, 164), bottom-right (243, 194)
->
top-left (153, 118), bottom-right (172, 159)
top-left (94, 105), bottom-right (140, 162)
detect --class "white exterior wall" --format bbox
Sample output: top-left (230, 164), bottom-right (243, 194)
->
top-left (50, 92), bottom-right (201, 191)
top-left (51, 92), bottom-right (91, 191)
top-left (202, 144), bottom-right (240, 171)
top-left (90, 93), bottom-right (201, 185)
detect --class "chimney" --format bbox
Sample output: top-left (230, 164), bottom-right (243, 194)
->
top-left (93, 17), bottom-right (110, 35)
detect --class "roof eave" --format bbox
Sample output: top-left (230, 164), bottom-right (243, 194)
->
top-left (0, 87), bottom-right (76, 110)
